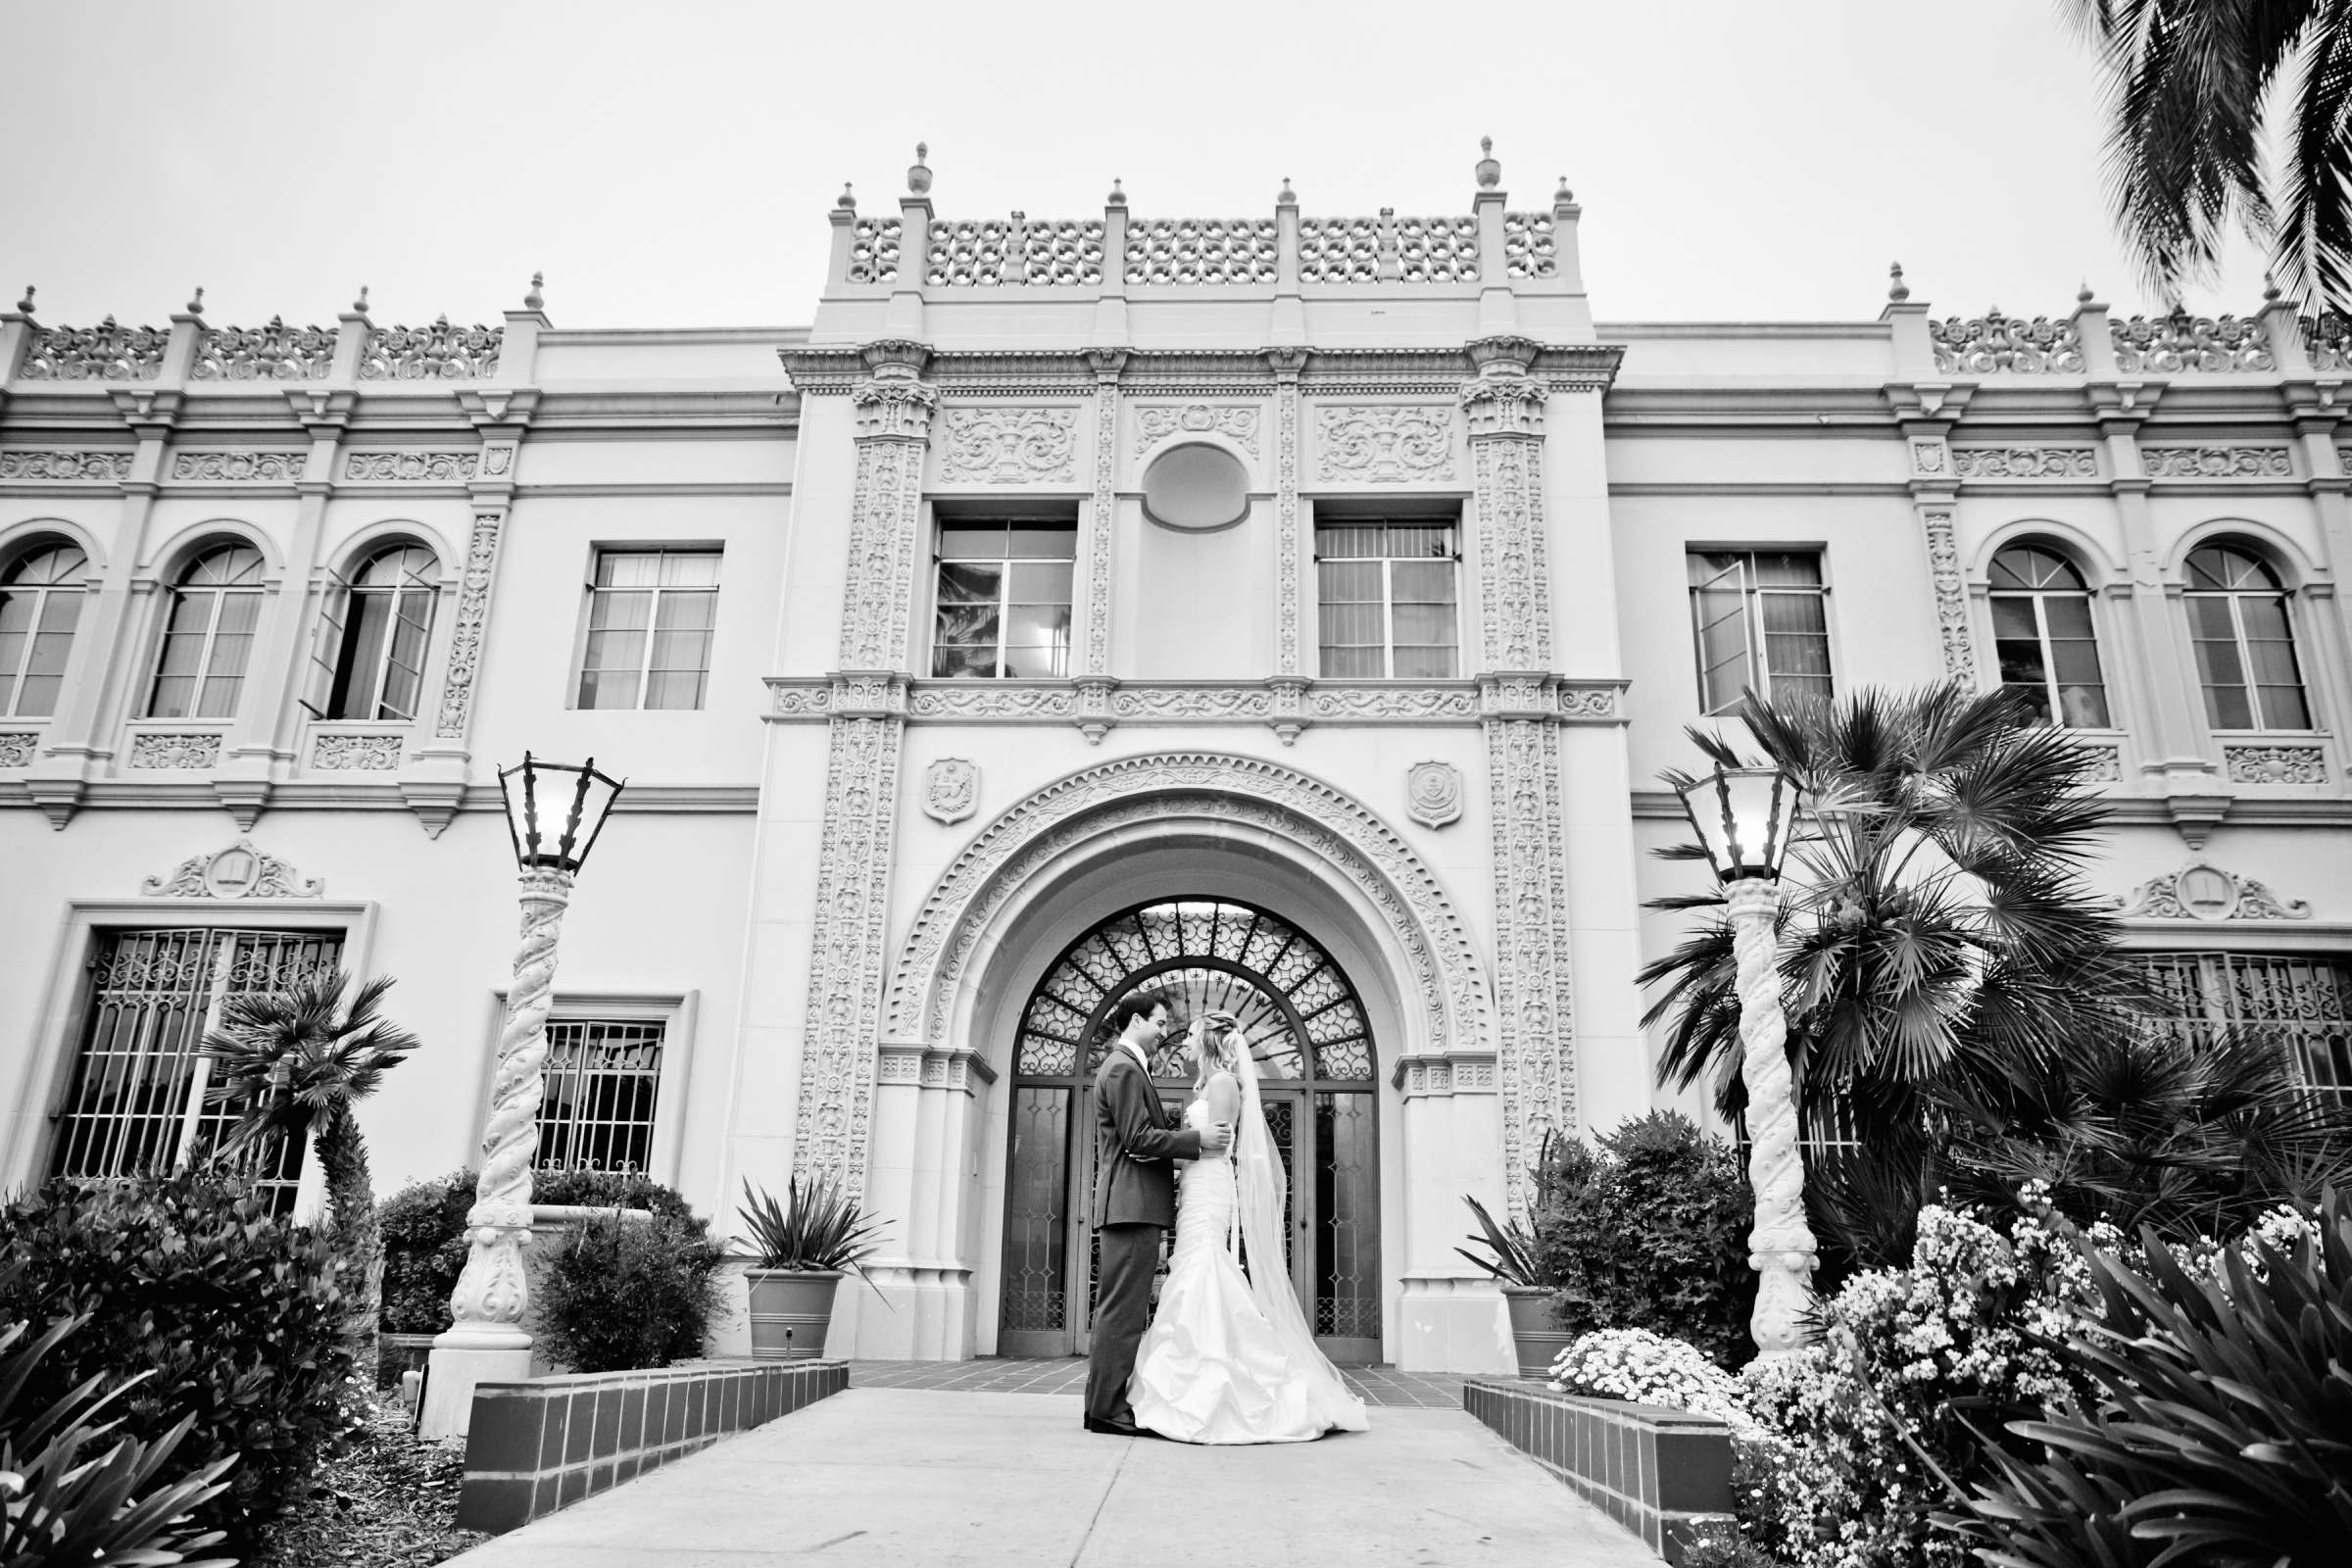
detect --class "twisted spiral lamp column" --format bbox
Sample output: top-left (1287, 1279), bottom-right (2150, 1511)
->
top-left (1726, 875), bottom-right (1817, 1358)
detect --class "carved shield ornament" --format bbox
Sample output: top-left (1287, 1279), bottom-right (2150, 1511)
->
top-left (923, 758), bottom-right (981, 826)
top-left (1405, 760), bottom-right (1463, 829)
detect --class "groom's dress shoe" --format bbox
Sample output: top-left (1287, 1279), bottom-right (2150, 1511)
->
top-left (1083, 1416), bottom-right (1143, 1437)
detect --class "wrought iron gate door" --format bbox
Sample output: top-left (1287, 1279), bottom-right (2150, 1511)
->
top-left (998, 899), bottom-right (1382, 1363)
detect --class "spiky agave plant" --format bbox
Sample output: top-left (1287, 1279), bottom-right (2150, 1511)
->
top-left (736, 1176), bottom-right (888, 1276)
top-left (202, 967), bottom-right (420, 1384)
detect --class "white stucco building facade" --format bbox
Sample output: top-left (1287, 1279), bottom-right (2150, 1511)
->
top-left (4, 146), bottom-right (2349, 1374)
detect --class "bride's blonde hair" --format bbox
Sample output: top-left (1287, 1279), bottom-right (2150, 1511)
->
top-left (1190, 1015), bottom-right (1241, 1092)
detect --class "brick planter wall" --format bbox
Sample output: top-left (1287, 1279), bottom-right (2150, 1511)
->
top-left (1463, 1377), bottom-right (1735, 1564)
top-left (458, 1359), bottom-right (848, 1533)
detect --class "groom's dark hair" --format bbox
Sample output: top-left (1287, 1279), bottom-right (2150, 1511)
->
top-left (1105, 991), bottom-right (1173, 1036)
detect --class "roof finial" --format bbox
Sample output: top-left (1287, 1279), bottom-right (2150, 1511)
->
top-left (13, 285), bottom-right (30, 315)
top-left (1887, 262), bottom-right (1909, 303)
top-left (1278, 175), bottom-right (1295, 206)
top-left (185, 285), bottom-right (204, 316)
top-left (2078, 278), bottom-right (2094, 306)
top-left (907, 142), bottom-right (933, 196)
top-left (353, 284), bottom-right (369, 314)
top-left (1107, 177), bottom-right (1126, 207)
top-left (1554, 175), bottom-right (1573, 205)
top-left (2263, 270), bottom-right (2282, 304)
top-left (837, 182), bottom-right (856, 210)
top-left (1475, 135), bottom-right (1501, 189)
top-left (524, 271), bottom-right (545, 311)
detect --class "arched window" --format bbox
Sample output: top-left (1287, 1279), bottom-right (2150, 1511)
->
top-left (0, 539), bottom-right (90, 718)
top-left (311, 542), bottom-right (438, 721)
top-left (1987, 543), bottom-right (2109, 727)
top-left (2184, 543), bottom-right (2310, 730)
top-left (147, 542), bottom-right (265, 719)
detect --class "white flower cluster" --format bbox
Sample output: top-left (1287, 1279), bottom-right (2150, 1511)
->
top-left (1546, 1328), bottom-right (1759, 1438)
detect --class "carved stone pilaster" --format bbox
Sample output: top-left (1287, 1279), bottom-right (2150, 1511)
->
top-left (1268, 347), bottom-right (1309, 677)
top-left (1920, 506), bottom-right (1976, 681)
top-left (435, 507), bottom-right (505, 740)
top-left (1483, 716), bottom-right (1575, 1217)
top-left (1081, 349), bottom-right (1126, 676)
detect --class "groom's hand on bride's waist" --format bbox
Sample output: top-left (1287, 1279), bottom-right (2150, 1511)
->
top-left (1198, 1120), bottom-right (1233, 1155)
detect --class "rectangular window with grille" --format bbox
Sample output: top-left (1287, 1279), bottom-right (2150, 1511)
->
top-left (51, 928), bottom-right (342, 1212)
top-left (931, 521), bottom-right (1076, 679)
top-left (532, 1017), bottom-right (666, 1175)
top-left (1687, 550), bottom-right (1834, 715)
top-left (1315, 519), bottom-right (1460, 678)
top-left (2137, 951), bottom-right (2352, 1102)
top-left (574, 548), bottom-right (721, 710)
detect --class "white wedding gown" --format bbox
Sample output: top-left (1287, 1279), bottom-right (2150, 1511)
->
top-left (1128, 1100), bottom-right (1370, 1444)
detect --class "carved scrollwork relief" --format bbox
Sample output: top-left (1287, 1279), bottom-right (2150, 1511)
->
top-left (310, 733), bottom-right (404, 771)
top-left (1315, 405), bottom-right (1455, 482)
top-left (1486, 718), bottom-right (1576, 1216)
top-left (1930, 312), bottom-right (2084, 374)
top-left (172, 451), bottom-right (305, 482)
top-left (1405, 760), bottom-right (1462, 828)
top-left (127, 733), bottom-right (222, 769)
top-left (923, 758), bottom-right (980, 824)
top-left (192, 320), bottom-right (336, 380)
top-left (345, 451), bottom-right (479, 483)
top-left (2139, 446), bottom-right (2293, 478)
top-left (434, 509), bottom-right (504, 739)
top-left (1133, 402), bottom-right (1260, 457)
top-left (1921, 509), bottom-right (1976, 681)
top-left (0, 451), bottom-right (132, 482)
top-left (141, 838), bottom-right (322, 899)
top-left (2224, 745), bottom-right (2329, 785)
top-left (2112, 861), bottom-right (2311, 921)
top-left (938, 407), bottom-right (1078, 483)
top-left (0, 733), bottom-right (36, 766)
top-left (2111, 313), bottom-right (2274, 374)
top-left (359, 318), bottom-right (502, 380)
top-left (1951, 447), bottom-right (2099, 479)
top-left (20, 319), bottom-right (168, 380)
top-left (2074, 743), bottom-right (2125, 783)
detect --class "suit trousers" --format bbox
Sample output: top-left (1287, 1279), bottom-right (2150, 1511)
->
top-left (1085, 1222), bottom-right (1161, 1424)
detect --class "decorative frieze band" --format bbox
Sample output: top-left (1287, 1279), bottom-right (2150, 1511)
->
top-left (937, 407), bottom-right (1079, 483)
top-left (345, 451), bottom-right (480, 483)
top-left (1133, 401), bottom-right (1260, 457)
top-left (1951, 447), bottom-right (2099, 480)
top-left (127, 732), bottom-right (223, 769)
top-left (310, 732), bottom-right (405, 771)
top-left (0, 733), bottom-right (36, 767)
top-left (770, 677), bottom-right (1620, 736)
top-left (1314, 405), bottom-right (1456, 482)
top-left (172, 451), bottom-right (306, 482)
top-left (2074, 742), bottom-right (2125, 783)
top-left (0, 450), bottom-right (132, 482)
top-left (2224, 744), bottom-right (2329, 785)
top-left (2138, 445), bottom-right (2293, 479)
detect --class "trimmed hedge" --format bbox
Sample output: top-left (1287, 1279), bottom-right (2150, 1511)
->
top-left (0, 1169), bottom-right (356, 1546)
top-left (535, 1210), bottom-right (725, 1373)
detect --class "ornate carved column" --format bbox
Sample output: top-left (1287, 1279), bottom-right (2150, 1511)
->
top-left (1078, 348), bottom-right (1125, 705)
top-left (1463, 336), bottom-right (1577, 1215)
top-left (794, 341), bottom-right (936, 1192)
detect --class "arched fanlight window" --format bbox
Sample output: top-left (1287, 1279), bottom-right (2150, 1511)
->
top-left (307, 542), bottom-right (439, 721)
top-left (2184, 543), bottom-right (2310, 731)
top-left (147, 542), bottom-right (266, 719)
top-left (1987, 543), bottom-right (2109, 727)
top-left (0, 539), bottom-right (90, 718)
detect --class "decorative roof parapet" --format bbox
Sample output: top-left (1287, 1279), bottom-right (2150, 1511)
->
top-left (1124, 218), bottom-right (1279, 285)
top-left (2302, 311), bottom-right (2352, 370)
top-left (359, 317), bottom-right (502, 380)
top-left (849, 214), bottom-right (903, 283)
top-left (192, 318), bottom-right (337, 381)
top-left (1929, 311), bottom-right (2085, 374)
top-left (2109, 311), bottom-right (2274, 373)
top-left (927, 218), bottom-right (1103, 286)
top-left (19, 318), bottom-right (170, 380)
top-left (1502, 211), bottom-right (1557, 278)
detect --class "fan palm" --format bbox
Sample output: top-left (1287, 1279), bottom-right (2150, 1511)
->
top-left (202, 967), bottom-right (420, 1384)
top-left (1642, 684), bottom-right (2136, 1163)
top-left (2064, 0), bottom-right (2352, 310)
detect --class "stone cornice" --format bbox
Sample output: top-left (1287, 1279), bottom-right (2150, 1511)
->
top-left (780, 343), bottom-right (1621, 397)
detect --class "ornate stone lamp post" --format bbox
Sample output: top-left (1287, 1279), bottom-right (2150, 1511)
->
top-left (419, 754), bottom-right (624, 1438)
top-left (1674, 764), bottom-right (1817, 1359)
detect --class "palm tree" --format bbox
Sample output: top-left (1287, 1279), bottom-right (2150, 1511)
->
top-left (202, 967), bottom-right (420, 1385)
top-left (1642, 685), bottom-right (2137, 1199)
top-left (2064, 1), bottom-right (2352, 309)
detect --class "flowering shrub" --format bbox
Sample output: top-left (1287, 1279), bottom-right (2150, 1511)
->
top-left (1546, 1328), bottom-right (1758, 1437)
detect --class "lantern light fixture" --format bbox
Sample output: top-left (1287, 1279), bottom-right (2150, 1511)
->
top-left (497, 753), bottom-right (626, 874)
top-left (1675, 764), bottom-right (1800, 884)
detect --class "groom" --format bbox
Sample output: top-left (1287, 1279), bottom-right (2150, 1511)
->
top-left (1083, 993), bottom-right (1231, 1435)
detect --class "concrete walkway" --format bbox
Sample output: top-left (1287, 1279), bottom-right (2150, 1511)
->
top-left (444, 1387), bottom-right (1659, 1567)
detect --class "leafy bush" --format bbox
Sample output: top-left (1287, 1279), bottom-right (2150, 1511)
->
top-left (1945, 1192), bottom-right (2351, 1568)
top-left (1546, 1328), bottom-right (1757, 1436)
top-left (378, 1168), bottom-right (704, 1337)
top-left (0, 1168), bottom-right (356, 1547)
top-left (1530, 1112), bottom-right (1755, 1367)
top-left (378, 1170), bottom-right (473, 1335)
top-left (535, 1212), bottom-right (723, 1373)
top-left (0, 1290), bottom-right (237, 1568)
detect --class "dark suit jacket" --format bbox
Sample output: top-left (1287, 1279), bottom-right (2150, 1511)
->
top-left (1092, 1046), bottom-right (1203, 1230)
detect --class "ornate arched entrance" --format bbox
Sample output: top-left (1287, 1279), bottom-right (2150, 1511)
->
top-left (999, 897), bottom-right (1381, 1363)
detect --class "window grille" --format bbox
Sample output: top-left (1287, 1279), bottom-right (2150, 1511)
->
top-left (1988, 544), bottom-right (2110, 727)
top-left (532, 1018), bottom-right (665, 1175)
top-left (147, 543), bottom-right (265, 719)
top-left (1687, 550), bottom-right (1833, 715)
top-left (575, 549), bottom-right (720, 710)
top-left (52, 927), bottom-right (342, 1212)
top-left (2137, 951), bottom-right (2352, 1102)
top-left (0, 540), bottom-right (89, 719)
top-left (1314, 520), bottom-right (1459, 678)
top-left (931, 522), bottom-right (1075, 679)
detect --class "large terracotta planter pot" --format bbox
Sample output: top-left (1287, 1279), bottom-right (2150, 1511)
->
top-left (744, 1268), bottom-right (843, 1361)
top-left (1502, 1285), bottom-right (1572, 1380)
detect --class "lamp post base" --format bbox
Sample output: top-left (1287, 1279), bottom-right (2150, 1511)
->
top-left (419, 1340), bottom-right (533, 1440)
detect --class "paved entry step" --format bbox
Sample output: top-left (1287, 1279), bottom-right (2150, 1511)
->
top-left (444, 1387), bottom-right (1658, 1568)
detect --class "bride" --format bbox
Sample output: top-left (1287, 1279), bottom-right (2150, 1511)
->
top-left (1128, 1011), bottom-right (1370, 1443)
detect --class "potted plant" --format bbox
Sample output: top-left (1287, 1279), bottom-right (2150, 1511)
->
top-left (735, 1174), bottom-right (887, 1361)
top-left (1457, 1193), bottom-right (1571, 1377)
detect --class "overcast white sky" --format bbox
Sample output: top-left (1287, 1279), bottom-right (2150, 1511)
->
top-left (2, 0), bottom-right (2279, 332)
